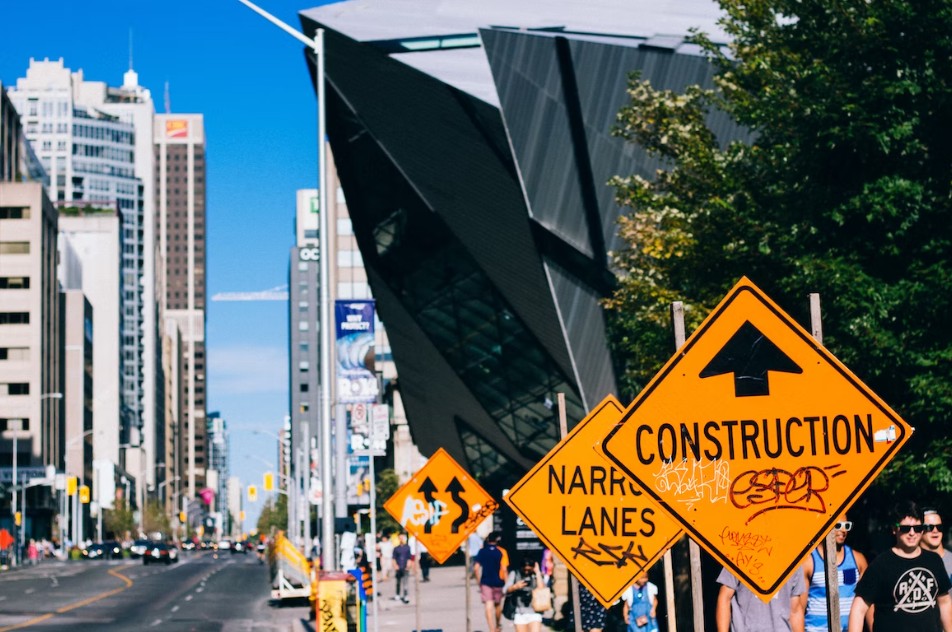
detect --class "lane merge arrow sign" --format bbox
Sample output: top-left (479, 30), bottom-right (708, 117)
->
top-left (384, 447), bottom-right (497, 564)
top-left (598, 277), bottom-right (912, 600)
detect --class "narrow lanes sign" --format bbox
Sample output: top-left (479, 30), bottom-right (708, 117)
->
top-left (384, 448), bottom-right (497, 564)
top-left (506, 396), bottom-right (683, 607)
top-left (599, 277), bottom-right (911, 599)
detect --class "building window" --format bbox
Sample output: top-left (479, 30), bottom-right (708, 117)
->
top-left (300, 383), bottom-right (309, 392)
top-left (0, 383), bottom-right (29, 395)
top-left (299, 321), bottom-right (309, 331)
top-left (0, 419), bottom-right (29, 432)
top-left (337, 218), bottom-right (353, 235)
top-left (0, 313), bottom-right (30, 325)
top-left (0, 348), bottom-right (29, 361)
top-left (0, 207), bottom-right (30, 219)
top-left (0, 242), bottom-right (30, 254)
top-left (0, 278), bottom-right (30, 289)
top-left (299, 361), bottom-right (310, 371)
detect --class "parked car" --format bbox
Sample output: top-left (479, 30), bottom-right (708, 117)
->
top-left (217, 539), bottom-right (233, 552)
top-left (143, 542), bottom-right (177, 565)
top-left (181, 540), bottom-right (196, 551)
top-left (232, 540), bottom-right (249, 554)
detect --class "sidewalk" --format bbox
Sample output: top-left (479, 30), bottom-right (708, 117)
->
top-left (292, 565), bottom-right (556, 632)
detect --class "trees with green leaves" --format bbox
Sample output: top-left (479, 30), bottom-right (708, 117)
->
top-left (256, 492), bottom-right (288, 534)
top-left (608, 0), bottom-right (952, 499)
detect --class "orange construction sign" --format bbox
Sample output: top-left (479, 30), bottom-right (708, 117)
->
top-left (506, 395), bottom-right (683, 607)
top-left (599, 277), bottom-right (912, 600)
top-left (384, 448), bottom-right (497, 564)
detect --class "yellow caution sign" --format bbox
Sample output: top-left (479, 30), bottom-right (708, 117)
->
top-left (599, 277), bottom-right (913, 600)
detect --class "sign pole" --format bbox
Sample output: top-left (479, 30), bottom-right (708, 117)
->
top-left (810, 293), bottom-right (842, 630)
top-left (368, 450), bottom-right (379, 632)
top-left (465, 547), bottom-right (472, 632)
top-left (672, 302), bottom-right (702, 632)
top-left (557, 393), bottom-right (583, 632)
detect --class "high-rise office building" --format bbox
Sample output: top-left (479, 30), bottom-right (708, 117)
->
top-left (206, 411), bottom-right (228, 515)
top-left (9, 59), bottom-right (147, 480)
top-left (154, 114), bottom-right (207, 498)
top-left (1, 83), bottom-right (62, 541)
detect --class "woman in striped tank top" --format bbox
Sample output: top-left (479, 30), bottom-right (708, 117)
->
top-left (802, 516), bottom-right (869, 632)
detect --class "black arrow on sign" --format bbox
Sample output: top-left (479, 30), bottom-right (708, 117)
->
top-left (418, 477), bottom-right (438, 533)
top-left (446, 477), bottom-right (469, 533)
top-left (699, 321), bottom-right (802, 397)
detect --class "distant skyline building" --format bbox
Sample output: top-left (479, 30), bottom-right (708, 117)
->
top-left (154, 113), bottom-right (207, 499)
top-left (206, 411), bottom-right (228, 516)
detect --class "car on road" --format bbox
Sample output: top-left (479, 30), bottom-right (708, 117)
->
top-left (143, 542), bottom-right (178, 565)
top-left (232, 540), bottom-right (249, 554)
top-left (217, 539), bottom-right (232, 552)
top-left (129, 539), bottom-right (152, 558)
top-left (83, 540), bottom-right (123, 560)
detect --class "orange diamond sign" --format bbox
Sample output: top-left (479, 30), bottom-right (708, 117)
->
top-left (506, 396), bottom-right (683, 607)
top-left (384, 448), bottom-right (497, 564)
top-left (599, 277), bottom-right (911, 599)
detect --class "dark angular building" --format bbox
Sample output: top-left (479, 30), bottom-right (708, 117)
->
top-left (299, 0), bottom-right (740, 492)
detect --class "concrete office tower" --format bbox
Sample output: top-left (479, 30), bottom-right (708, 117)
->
top-left (288, 153), bottom-right (418, 533)
top-left (73, 65), bottom-right (162, 500)
top-left (0, 183), bottom-right (62, 486)
top-left (162, 320), bottom-right (184, 515)
top-left (154, 114), bottom-right (207, 498)
top-left (9, 59), bottom-right (147, 475)
top-left (58, 210), bottom-right (123, 487)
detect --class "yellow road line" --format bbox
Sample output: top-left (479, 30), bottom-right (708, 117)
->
top-left (0, 566), bottom-right (134, 631)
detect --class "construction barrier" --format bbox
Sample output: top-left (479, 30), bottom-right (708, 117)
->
top-left (315, 571), bottom-right (363, 632)
top-left (269, 532), bottom-right (311, 601)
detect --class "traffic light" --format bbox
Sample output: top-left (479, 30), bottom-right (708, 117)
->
top-left (14, 512), bottom-right (21, 526)
top-left (66, 476), bottom-right (77, 496)
top-left (263, 472), bottom-right (274, 492)
top-left (79, 485), bottom-right (90, 504)
top-left (248, 485), bottom-right (258, 502)
top-left (179, 511), bottom-right (186, 524)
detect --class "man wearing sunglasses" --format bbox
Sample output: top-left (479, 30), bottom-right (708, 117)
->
top-left (803, 515), bottom-right (868, 631)
top-left (847, 501), bottom-right (952, 631)
top-left (921, 508), bottom-right (952, 583)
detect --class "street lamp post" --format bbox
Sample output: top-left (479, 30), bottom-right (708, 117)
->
top-left (237, 0), bottom-right (335, 572)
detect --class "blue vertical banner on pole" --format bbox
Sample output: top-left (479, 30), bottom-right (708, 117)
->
top-left (335, 300), bottom-right (379, 404)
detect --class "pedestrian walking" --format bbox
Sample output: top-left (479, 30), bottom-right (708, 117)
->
top-left (379, 532), bottom-right (393, 581)
top-left (474, 531), bottom-right (507, 632)
top-left (716, 564), bottom-right (805, 631)
top-left (27, 539), bottom-right (39, 566)
top-left (622, 572), bottom-right (659, 632)
top-left (847, 500), bottom-right (952, 631)
top-left (803, 514), bottom-right (868, 631)
top-left (392, 533), bottom-right (413, 604)
top-left (921, 507), bottom-right (952, 582)
top-left (504, 556), bottom-right (544, 632)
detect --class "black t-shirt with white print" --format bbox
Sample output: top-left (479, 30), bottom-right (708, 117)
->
top-left (855, 548), bottom-right (952, 631)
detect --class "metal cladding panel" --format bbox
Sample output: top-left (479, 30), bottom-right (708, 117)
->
top-left (483, 29), bottom-right (744, 260)
top-left (306, 18), bottom-right (578, 383)
top-left (545, 260), bottom-right (618, 410)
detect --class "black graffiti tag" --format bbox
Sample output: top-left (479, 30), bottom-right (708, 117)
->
top-left (570, 537), bottom-right (648, 568)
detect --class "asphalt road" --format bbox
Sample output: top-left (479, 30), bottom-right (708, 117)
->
top-left (0, 551), bottom-right (311, 631)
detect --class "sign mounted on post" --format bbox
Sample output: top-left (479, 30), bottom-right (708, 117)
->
top-left (599, 277), bottom-right (912, 599)
top-left (384, 448), bottom-right (497, 564)
top-left (506, 396), bottom-right (683, 607)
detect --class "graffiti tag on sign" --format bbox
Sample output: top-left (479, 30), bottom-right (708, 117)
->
top-left (383, 448), bottom-right (496, 564)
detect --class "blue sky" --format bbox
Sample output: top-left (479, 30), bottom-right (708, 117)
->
top-left (1, 0), bottom-right (335, 527)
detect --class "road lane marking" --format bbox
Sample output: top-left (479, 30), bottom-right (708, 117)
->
top-left (185, 595), bottom-right (193, 601)
top-left (0, 566), bottom-right (134, 631)
top-left (171, 605), bottom-right (179, 613)
top-left (150, 619), bottom-right (163, 627)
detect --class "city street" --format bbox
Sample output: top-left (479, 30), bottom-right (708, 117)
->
top-left (0, 551), bottom-right (311, 631)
